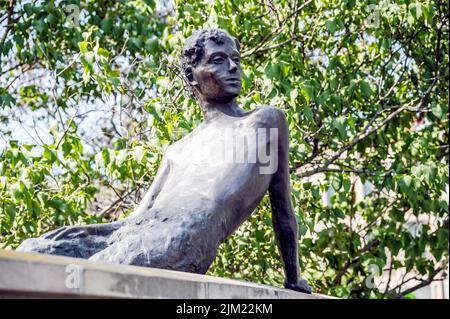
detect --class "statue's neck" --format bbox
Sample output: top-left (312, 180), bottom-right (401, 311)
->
top-left (198, 97), bottom-right (245, 122)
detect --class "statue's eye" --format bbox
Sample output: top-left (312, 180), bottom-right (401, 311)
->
top-left (233, 58), bottom-right (240, 64)
top-left (212, 57), bottom-right (224, 64)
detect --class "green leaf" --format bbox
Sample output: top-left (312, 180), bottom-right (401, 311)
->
top-left (332, 176), bottom-right (342, 192)
top-left (304, 106), bottom-right (313, 121)
top-left (97, 48), bottom-right (110, 59)
top-left (6, 204), bottom-right (16, 222)
top-left (301, 84), bottom-right (315, 103)
top-left (360, 81), bottom-right (372, 98)
top-left (343, 178), bottom-right (351, 193)
top-left (101, 18), bottom-right (113, 33)
top-left (78, 41), bottom-right (89, 53)
top-left (431, 103), bottom-right (447, 119)
top-left (298, 224), bottom-right (308, 236)
top-left (43, 147), bottom-right (57, 164)
top-left (325, 20), bottom-right (337, 34)
top-left (400, 175), bottom-right (412, 193)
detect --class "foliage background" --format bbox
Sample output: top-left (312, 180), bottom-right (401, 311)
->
top-left (0, 0), bottom-right (448, 298)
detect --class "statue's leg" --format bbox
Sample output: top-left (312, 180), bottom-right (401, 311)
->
top-left (88, 221), bottom-right (217, 274)
top-left (88, 223), bottom-right (164, 267)
top-left (41, 220), bottom-right (124, 240)
top-left (16, 220), bottom-right (125, 259)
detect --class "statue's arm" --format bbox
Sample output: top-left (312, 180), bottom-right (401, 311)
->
top-left (268, 109), bottom-right (312, 294)
top-left (134, 150), bottom-right (171, 215)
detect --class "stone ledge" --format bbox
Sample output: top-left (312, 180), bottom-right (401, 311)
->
top-left (0, 250), bottom-right (332, 299)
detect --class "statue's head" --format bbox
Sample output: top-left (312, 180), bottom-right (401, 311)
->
top-left (181, 29), bottom-right (242, 102)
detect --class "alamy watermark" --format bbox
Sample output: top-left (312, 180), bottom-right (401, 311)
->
top-left (62, 4), bottom-right (80, 28)
top-left (365, 4), bottom-right (380, 28)
top-left (184, 127), bottom-right (279, 175)
top-left (65, 264), bottom-right (83, 289)
top-left (364, 2), bottom-right (416, 29)
top-left (365, 263), bottom-right (381, 289)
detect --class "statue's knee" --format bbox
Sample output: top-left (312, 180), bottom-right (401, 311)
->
top-left (16, 238), bottom-right (34, 252)
top-left (16, 237), bottom-right (52, 254)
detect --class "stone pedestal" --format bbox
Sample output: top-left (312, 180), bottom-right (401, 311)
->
top-left (0, 250), bottom-right (331, 299)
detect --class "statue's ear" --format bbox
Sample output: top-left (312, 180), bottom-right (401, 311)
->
top-left (185, 67), bottom-right (198, 86)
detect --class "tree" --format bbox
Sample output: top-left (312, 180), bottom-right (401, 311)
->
top-left (0, 0), bottom-right (448, 298)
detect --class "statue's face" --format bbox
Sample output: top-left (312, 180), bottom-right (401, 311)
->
top-left (192, 36), bottom-right (242, 101)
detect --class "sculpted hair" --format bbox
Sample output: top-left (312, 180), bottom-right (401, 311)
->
top-left (180, 28), bottom-right (240, 99)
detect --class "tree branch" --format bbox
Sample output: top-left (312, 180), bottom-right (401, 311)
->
top-left (0, 0), bottom-right (16, 48)
top-left (393, 261), bottom-right (448, 299)
top-left (242, 0), bottom-right (313, 57)
top-left (333, 239), bottom-right (381, 286)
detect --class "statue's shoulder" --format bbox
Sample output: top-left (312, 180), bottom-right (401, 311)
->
top-left (252, 105), bottom-right (287, 127)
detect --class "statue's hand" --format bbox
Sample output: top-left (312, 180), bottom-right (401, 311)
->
top-left (284, 278), bottom-right (312, 294)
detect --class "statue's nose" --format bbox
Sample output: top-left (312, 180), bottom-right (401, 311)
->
top-left (228, 58), bottom-right (238, 73)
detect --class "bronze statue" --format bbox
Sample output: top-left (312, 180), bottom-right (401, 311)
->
top-left (17, 29), bottom-right (312, 294)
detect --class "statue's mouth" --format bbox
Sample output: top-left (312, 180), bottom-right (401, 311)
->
top-left (225, 78), bottom-right (241, 85)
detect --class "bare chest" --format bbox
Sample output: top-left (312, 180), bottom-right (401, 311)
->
top-left (170, 118), bottom-right (277, 173)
